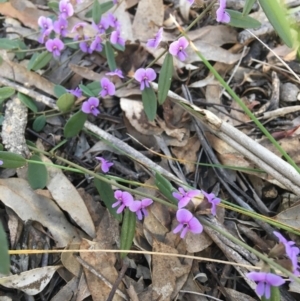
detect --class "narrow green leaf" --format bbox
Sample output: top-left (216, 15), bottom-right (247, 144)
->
top-left (142, 86), bottom-right (157, 121)
top-left (54, 85), bottom-right (67, 97)
top-left (155, 172), bottom-right (178, 205)
top-left (30, 51), bottom-right (52, 71)
top-left (0, 38), bottom-right (19, 50)
top-left (111, 43), bottom-right (125, 52)
top-left (27, 154), bottom-right (48, 190)
top-left (86, 81), bottom-right (101, 95)
top-left (64, 111), bottom-right (87, 138)
top-left (0, 151), bottom-right (26, 168)
top-left (105, 42), bottom-right (117, 71)
top-left (258, 0), bottom-right (293, 48)
top-left (18, 92), bottom-right (38, 113)
top-left (243, 0), bottom-right (256, 15)
top-left (27, 53), bottom-right (39, 70)
top-left (120, 208), bottom-right (136, 258)
top-left (0, 87), bottom-right (15, 104)
top-left (227, 10), bottom-right (261, 28)
top-left (79, 84), bottom-right (95, 97)
top-left (15, 40), bottom-right (27, 60)
top-left (86, 1), bottom-right (114, 18)
top-left (0, 0), bottom-right (8, 3)
top-left (158, 53), bottom-right (173, 105)
top-left (56, 93), bottom-right (75, 113)
top-left (94, 178), bottom-right (122, 222)
top-left (48, 1), bottom-right (59, 11)
top-left (32, 115), bottom-right (47, 132)
top-left (92, 0), bottom-right (101, 24)
top-left (0, 223), bottom-right (9, 275)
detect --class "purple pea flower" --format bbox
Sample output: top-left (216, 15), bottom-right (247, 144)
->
top-left (106, 13), bottom-right (120, 29)
top-left (0, 160), bottom-right (3, 165)
top-left (273, 231), bottom-right (296, 259)
top-left (169, 37), bottom-right (189, 61)
top-left (59, 0), bottom-right (74, 19)
top-left (290, 246), bottom-right (300, 276)
top-left (216, 0), bottom-right (230, 23)
top-left (53, 17), bottom-right (68, 37)
top-left (134, 68), bottom-right (156, 90)
top-left (81, 97), bottom-right (100, 116)
top-left (247, 272), bottom-right (285, 299)
top-left (110, 30), bottom-right (125, 47)
top-left (187, 0), bottom-right (194, 4)
top-left (45, 38), bottom-right (65, 57)
top-left (92, 18), bottom-right (109, 34)
top-left (173, 209), bottom-right (203, 238)
top-left (172, 187), bottom-right (201, 209)
top-left (146, 28), bottom-right (163, 49)
top-left (100, 77), bottom-right (115, 97)
top-left (71, 22), bottom-right (87, 40)
top-left (112, 190), bottom-right (134, 214)
top-left (79, 36), bottom-right (93, 54)
top-left (38, 16), bottom-right (53, 33)
top-left (67, 87), bottom-right (82, 98)
top-left (106, 69), bottom-right (124, 78)
top-left (201, 190), bottom-right (221, 216)
top-left (129, 198), bottom-right (153, 220)
top-left (95, 157), bottom-right (114, 173)
top-left (90, 35), bottom-right (103, 52)
top-left (113, 0), bottom-right (118, 4)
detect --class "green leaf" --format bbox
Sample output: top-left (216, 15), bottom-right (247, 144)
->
top-left (27, 53), bottom-right (39, 70)
top-left (0, 151), bottom-right (26, 168)
top-left (105, 42), bottom-right (117, 71)
top-left (155, 172), bottom-right (178, 205)
top-left (48, 1), bottom-right (59, 11)
top-left (142, 86), bottom-right (157, 121)
top-left (86, 1), bottom-right (114, 18)
top-left (227, 10), bottom-right (261, 29)
top-left (0, 38), bottom-right (19, 50)
top-left (30, 51), bottom-right (52, 71)
top-left (15, 40), bottom-right (27, 60)
top-left (0, 223), bottom-right (9, 275)
top-left (92, 0), bottom-right (102, 24)
top-left (27, 154), bottom-right (48, 189)
top-left (79, 84), bottom-right (95, 97)
top-left (243, 0), bottom-right (256, 15)
top-left (120, 208), bottom-right (136, 258)
top-left (86, 81), bottom-right (101, 95)
top-left (158, 53), bottom-right (173, 105)
top-left (64, 111), bottom-right (87, 138)
top-left (111, 43), bottom-right (125, 52)
top-left (18, 92), bottom-right (38, 113)
top-left (32, 115), bottom-right (46, 132)
top-left (94, 178), bottom-right (122, 222)
top-left (0, 87), bottom-right (15, 104)
top-left (54, 85), bottom-right (67, 98)
top-left (56, 93), bottom-right (75, 113)
top-left (258, 0), bottom-right (293, 48)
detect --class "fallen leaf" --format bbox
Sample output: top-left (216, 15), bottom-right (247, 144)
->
top-left (274, 201), bottom-right (300, 229)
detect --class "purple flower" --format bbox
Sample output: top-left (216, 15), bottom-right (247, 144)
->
top-left (110, 30), bottom-right (125, 47)
top-left (90, 35), bottom-right (103, 52)
top-left (173, 209), bottom-right (203, 238)
top-left (169, 37), bottom-right (189, 61)
top-left (81, 97), bottom-right (100, 116)
top-left (71, 22), bottom-right (87, 40)
top-left (79, 36), bottom-right (93, 53)
top-left (59, 0), bottom-right (74, 19)
top-left (247, 272), bottom-right (285, 299)
top-left (290, 246), bottom-right (300, 276)
top-left (129, 198), bottom-right (153, 220)
top-left (106, 69), bottom-right (124, 78)
top-left (106, 13), bottom-right (120, 29)
top-left (216, 0), bottom-right (230, 23)
top-left (100, 77), bottom-right (115, 97)
top-left (146, 28), bottom-right (163, 49)
top-left (67, 87), bottom-right (82, 98)
top-left (134, 68), bottom-right (156, 90)
top-left (92, 18), bottom-right (109, 34)
top-left (187, 0), bottom-right (194, 4)
top-left (38, 16), bottom-right (53, 33)
top-left (0, 160), bottom-right (3, 165)
top-left (273, 231), bottom-right (296, 259)
top-left (45, 38), bottom-right (65, 57)
top-left (113, 0), bottom-right (118, 4)
top-left (95, 157), bottom-right (114, 173)
top-left (172, 187), bottom-right (201, 209)
top-left (112, 190), bottom-right (134, 214)
top-left (53, 17), bottom-right (68, 37)
top-left (201, 190), bottom-right (221, 216)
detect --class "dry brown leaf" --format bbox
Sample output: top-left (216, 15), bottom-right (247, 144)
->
top-left (274, 201), bottom-right (300, 229)
top-left (171, 136), bottom-right (201, 174)
top-left (0, 178), bottom-right (80, 247)
top-left (152, 240), bottom-right (192, 301)
top-left (224, 287), bottom-right (257, 301)
top-left (132, 0), bottom-right (164, 41)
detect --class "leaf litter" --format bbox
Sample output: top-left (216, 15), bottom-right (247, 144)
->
top-left (0, 0), bottom-right (300, 300)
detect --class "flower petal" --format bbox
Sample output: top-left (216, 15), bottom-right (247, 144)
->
top-left (129, 201), bottom-right (142, 212)
top-left (265, 273), bottom-right (285, 286)
top-left (188, 217), bottom-right (203, 234)
top-left (176, 209), bottom-right (193, 223)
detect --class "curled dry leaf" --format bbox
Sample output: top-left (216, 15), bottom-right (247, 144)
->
top-left (0, 266), bottom-right (61, 295)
